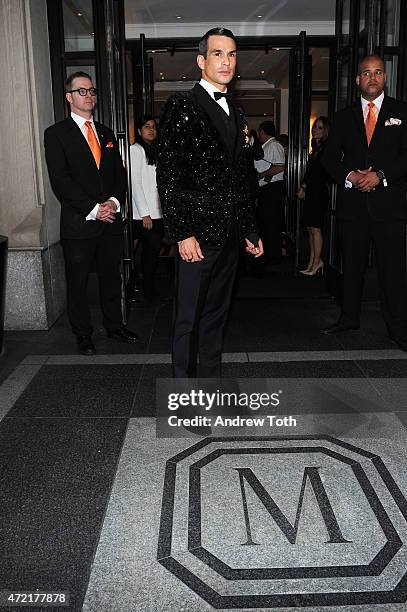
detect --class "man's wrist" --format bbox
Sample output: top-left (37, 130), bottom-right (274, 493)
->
top-left (345, 171), bottom-right (355, 188)
top-left (374, 169), bottom-right (387, 186)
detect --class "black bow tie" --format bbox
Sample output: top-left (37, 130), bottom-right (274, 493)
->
top-left (214, 91), bottom-right (231, 101)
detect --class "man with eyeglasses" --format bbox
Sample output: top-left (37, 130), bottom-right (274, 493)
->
top-left (323, 55), bottom-right (407, 351)
top-left (44, 71), bottom-right (139, 355)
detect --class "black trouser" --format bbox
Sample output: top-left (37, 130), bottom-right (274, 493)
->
top-left (62, 233), bottom-right (123, 336)
top-left (172, 225), bottom-right (240, 378)
top-left (132, 219), bottom-right (164, 293)
top-left (257, 181), bottom-right (285, 262)
top-left (339, 217), bottom-right (407, 341)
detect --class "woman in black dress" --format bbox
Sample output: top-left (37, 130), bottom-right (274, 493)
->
top-left (297, 116), bottom-right (330, 275)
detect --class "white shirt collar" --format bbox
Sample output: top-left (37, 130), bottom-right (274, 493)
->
top-left (71, 111), bottom-right (94, 129)
top-left (361, 91), bottom-right (384, 112)
top-left (199, 78), bottom-right (227, 100)
top-left (262, 136), bottom-right (275, 147)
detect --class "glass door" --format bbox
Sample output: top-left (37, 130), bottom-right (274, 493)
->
top-left (47, 0), bottom-right (132, 322)
top-left (128, 34), bottom-right (155, 127)
top-left (93, 0), bottom-right (133, 320)
top-left (287, 31), bottom-right (312, 270)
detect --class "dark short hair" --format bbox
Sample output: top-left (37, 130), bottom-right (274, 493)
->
top-left (258, 120), bottom-right (276, 138)
top-left (65, 71), bottom-right (93, 91)
top-left (198, 27), bottom-right (237, 58)
top-left (276, 133), bottom-right (288, 148)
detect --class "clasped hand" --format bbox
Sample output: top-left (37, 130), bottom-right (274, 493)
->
top-left (348, 167), bottom-right (380, 192)
top-left (178, 236), bottom-right (264, 262)
top-left (96, 199), bottom-right (117, 223)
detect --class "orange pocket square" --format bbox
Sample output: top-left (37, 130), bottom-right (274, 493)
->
top-left (106, 141), bottom-right (114, 148)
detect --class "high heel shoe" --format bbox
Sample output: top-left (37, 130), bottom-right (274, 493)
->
top-left (299, 264), bottom-right (313, 274)
top-left (303, 261), bottom-right (324, 276)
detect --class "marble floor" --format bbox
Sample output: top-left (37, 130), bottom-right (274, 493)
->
top-left (1, 267), bottom-right (407, 611)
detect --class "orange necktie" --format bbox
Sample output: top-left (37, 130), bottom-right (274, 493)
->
top-left (365, 101), bottom-right (377, 146)
top-left (85, 120), bottom-right (101, 168)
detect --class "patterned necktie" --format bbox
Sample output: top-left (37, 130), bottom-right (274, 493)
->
top-left (365, 101), bottom-right (377, 146)
top-left (85, 120), bottom-right (101, 168)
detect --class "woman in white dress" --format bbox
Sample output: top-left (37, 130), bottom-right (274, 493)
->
top-left (130, 116), bottom-right (163, 300)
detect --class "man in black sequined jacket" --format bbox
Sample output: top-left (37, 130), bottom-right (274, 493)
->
top-left (157, 27), bottom-right (263, 378)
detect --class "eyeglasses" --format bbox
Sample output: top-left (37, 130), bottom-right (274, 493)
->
top-left (68, 87), bottom-right (97, 96)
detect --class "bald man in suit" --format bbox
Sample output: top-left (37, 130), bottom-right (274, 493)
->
top-left (323, 55), bottom-right (407, 350)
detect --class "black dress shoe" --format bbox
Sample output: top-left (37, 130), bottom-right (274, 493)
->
top-left (77, 335), bottom-right (96, 355)
top-left (107, 327), bottom-right (141, 343)
top-left (322, 322), bottom-right (360, 335)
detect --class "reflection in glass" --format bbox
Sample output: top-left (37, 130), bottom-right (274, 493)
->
top-left (385, 57), bottom-right (398, 98)
top-left (339, 60), bottom-right (349, 110)
top-left (309, 48), bottom-right (330, 91)
top-left (63, 0), bottom-right (94, 52)
top-left (384, 0), bottom-right (400, 46)
top-left (342, 0), bottom-right (350, 43)
top-left (359, 0), bottom-right (366, 32)
top-left (66, 64), bottom-right (96, 83)
top-left (126, 50), bottom-right (135, 143)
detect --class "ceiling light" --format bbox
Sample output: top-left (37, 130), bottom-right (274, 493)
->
top-left (275, 48), bottom-right (280, 51)
top-left (182, 76), bottom-right (186, 79)
top-left (257, 15), bottom-right (263, 18)
top-left (176, 15), bottom-right (183, 19)
top-left (237, 75), bottom-right (241, 78)
top-left (152, 50), bottom-right (155, 53)
top-left (261, 70), bottom-right (265, 74)
top-left (77, 12), bottom-right (82, 17)
top-left (161, 76), bottom-right (164, 80)
top-left (159, 72), bottom-right (163, 76)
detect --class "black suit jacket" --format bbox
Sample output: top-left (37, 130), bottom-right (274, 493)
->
top-left (44, 117), bottom-right (126, 239)
top-left (322, 95), bottom-right (407, 220)
top-left (156, 83), bottom-right (256, 247)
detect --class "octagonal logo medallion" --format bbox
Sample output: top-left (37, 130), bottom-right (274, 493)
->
top-left (157, 436), bottom-right (407, 608)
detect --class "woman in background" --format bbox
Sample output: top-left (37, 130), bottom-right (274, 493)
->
top-left (130, 116), bottom-right (163, 300)
top-left (297, 116), bottom-right (330, 276)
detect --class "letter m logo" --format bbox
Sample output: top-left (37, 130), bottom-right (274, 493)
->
top-left (235, 467), bottom-right (351, 545)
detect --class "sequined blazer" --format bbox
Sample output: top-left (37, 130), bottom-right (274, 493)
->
top-left (156, 83), bottom-right (257, 247)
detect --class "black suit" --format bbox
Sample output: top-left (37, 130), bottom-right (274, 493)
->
top-left (323, 95), bottom-right (407, 340)
top-left (157, 83), bottom-right (257, 377)
top-left (44, 117), bottom-right (127, 336)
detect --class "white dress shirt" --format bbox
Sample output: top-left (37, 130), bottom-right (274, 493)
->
top-left (344, 91), bottom-right (385, 187)
top-left (361, 90), bottom-right (384, 120)
top-left (130, 143), bottom-right (162, 219)
top-left (70, 112), bottom-right (120, 220)
top-left (255, 137), bottom-right (285, 187)
top-left (199, 78), bottom-right (230, 116)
